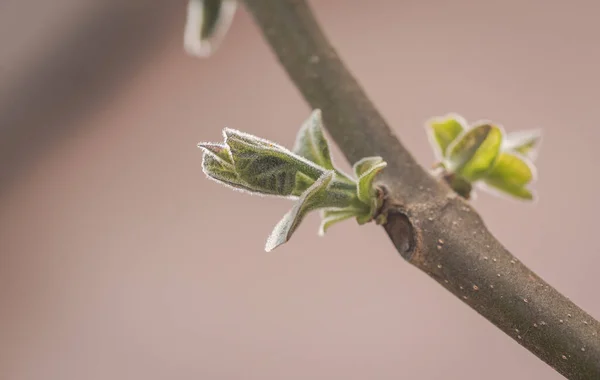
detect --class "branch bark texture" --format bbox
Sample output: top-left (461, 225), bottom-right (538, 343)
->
top-left (242, 1), bottom-right (600, 378)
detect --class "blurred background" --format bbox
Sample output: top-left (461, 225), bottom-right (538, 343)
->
top-left (1, 1), bottom-right (598, 379)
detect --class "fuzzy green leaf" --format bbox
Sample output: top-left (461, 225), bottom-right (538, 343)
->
top-left (318, 208), bottom-right (358, 236)
top-left (503, 129), bottom-right (542, 160)
top-left (353, 156), bottom-right (387, 204)
top-left (223, 128), bottom-right (325, 196)
top-left (482, 152), bottom-right (535, 200)
top-left (198, 142), bottom-right (233, 164)
top-left (265, 171), bottom-right (335, 252)
top-left (293, 110), bottom-right (354, 185)
top-left (200, 152), bottom-right (257, 193)
top-left (293, 172), bottom-right (315, 196)
top-left (446, 124), bottom-right (503, 182)
top-left (427, 114), bottom-right (466, 157)
top-left (293, 109), bottom-right (334, 170)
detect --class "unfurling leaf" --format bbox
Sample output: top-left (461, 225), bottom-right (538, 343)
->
top-left (353, 157), bottom-right (387, 205)
top-left (265, 171), bottom-right (335, 252)
top-left (223, 128), bottom-right (325, 196)
top-left (293, 110), bottom-right (354, 184)
top-left (199, 145), bottom-right (255, 193)
top-left (426, 114), bottom-right (466, 157)
top-left (294, 172), bottom-right (316, 195)
top-left (319, 207), bottom-right (366, 236)
top-left (503, 129), bottom-right (542, 160)
top-left (318, 208), bottom-right (358, 236)
top-left (201, 152), bottom-right (239, 187)
top-left (293, 109), bottom-right (334, 170)
top-left (482, 152), bottom-right (535, 200)
top-left (184, 0), bottom-right (237, 57)
top-left (198, 142), bottom-right (232, 164)
top-left (446, 123), bottom-right (503, 182)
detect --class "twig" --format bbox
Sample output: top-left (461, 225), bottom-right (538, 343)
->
top-left (242, 0), bottom-right (600, 378)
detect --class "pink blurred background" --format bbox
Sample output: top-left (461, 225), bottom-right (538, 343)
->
top-left (1, 1), bottom-right (599, 379)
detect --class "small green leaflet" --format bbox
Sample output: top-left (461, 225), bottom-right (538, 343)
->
top-left (353, 156), bottom-right (387, 220)
top-left (293, 110), bottom-right (354, 184)
top-left (265, 171), bottom-right (335, 252)
top-left (482, 152), bottom-right (535, 200)
top-left (318, 208), bottom-right (359, 236)
top-left (445, 123), bottom-right (503, 182)
top-left (427, 114), bottom-right (466, 158)
top-left (293, 110), bottom-right (334, 170)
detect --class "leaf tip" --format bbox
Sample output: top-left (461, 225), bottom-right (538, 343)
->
top-left (264, 214), bottom-right (291, 252)
top-left (425, 113), bottom-right (468, 159)
top-left (222, 127), bottom-right (237, 140)
top-left (197, 141), bottom-right (221, 152)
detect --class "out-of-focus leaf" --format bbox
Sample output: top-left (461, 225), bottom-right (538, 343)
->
top-left (482, 152), bottom-right (535, 200)
top-left (353, 156), bottom-right (387, 204)
top-left (503, 129), bottom-right (542, 160)
top-left (482, 182), bottom-right (534, 200)
top-left (184, 0), bottom-right (238, 57)
top-left (444, 173), bottom-right (474, 200)
top-left (426, 114), bottom-right (466, 157)
top-left (446, 124), bottom-right (503, 181)
top-left (265, 171), bottom-right (334, 252)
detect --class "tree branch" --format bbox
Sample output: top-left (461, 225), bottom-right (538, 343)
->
top-left (242, 0), bottom-right (600, 378)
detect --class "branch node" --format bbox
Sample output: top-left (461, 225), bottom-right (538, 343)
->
top-left (377, 186), bottom-right (415, 259)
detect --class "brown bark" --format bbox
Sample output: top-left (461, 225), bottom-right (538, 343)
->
top-left (242, 0), bottom-right (600, 378)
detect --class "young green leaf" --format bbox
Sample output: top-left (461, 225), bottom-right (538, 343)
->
top-left (184, 0), bottom-right (238, 57)
top-left (445, 123), bottom-right (503, 182)
top-left (293, 171), bottom-right (315, 195)
top-left (197, 142), bottom-right (233, 164)
top-left (426, 114), bottom-right (466, 158)
top-left (224, 128), bottom-right (325, 196)
top-left (293, 110), bottom-right (355, 184)
top-left (503, 129), bottom-right (542, 160)
top-left (318, 208), bottom-right (358, 236)
top-left (293, 109), bottom-right (334, 169)
top-left (482, 152), bottom-right (535, 200)
top-left (265, 171), bottom-right (335, 252)
top-left (353, 156), bottom-right (387, 205)
top-left (200, 151), bottom-right (256, 193)
top-left (223, 127), bottom-right (286, 150)
top-left (482, 182), bottom-right (534, 200)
